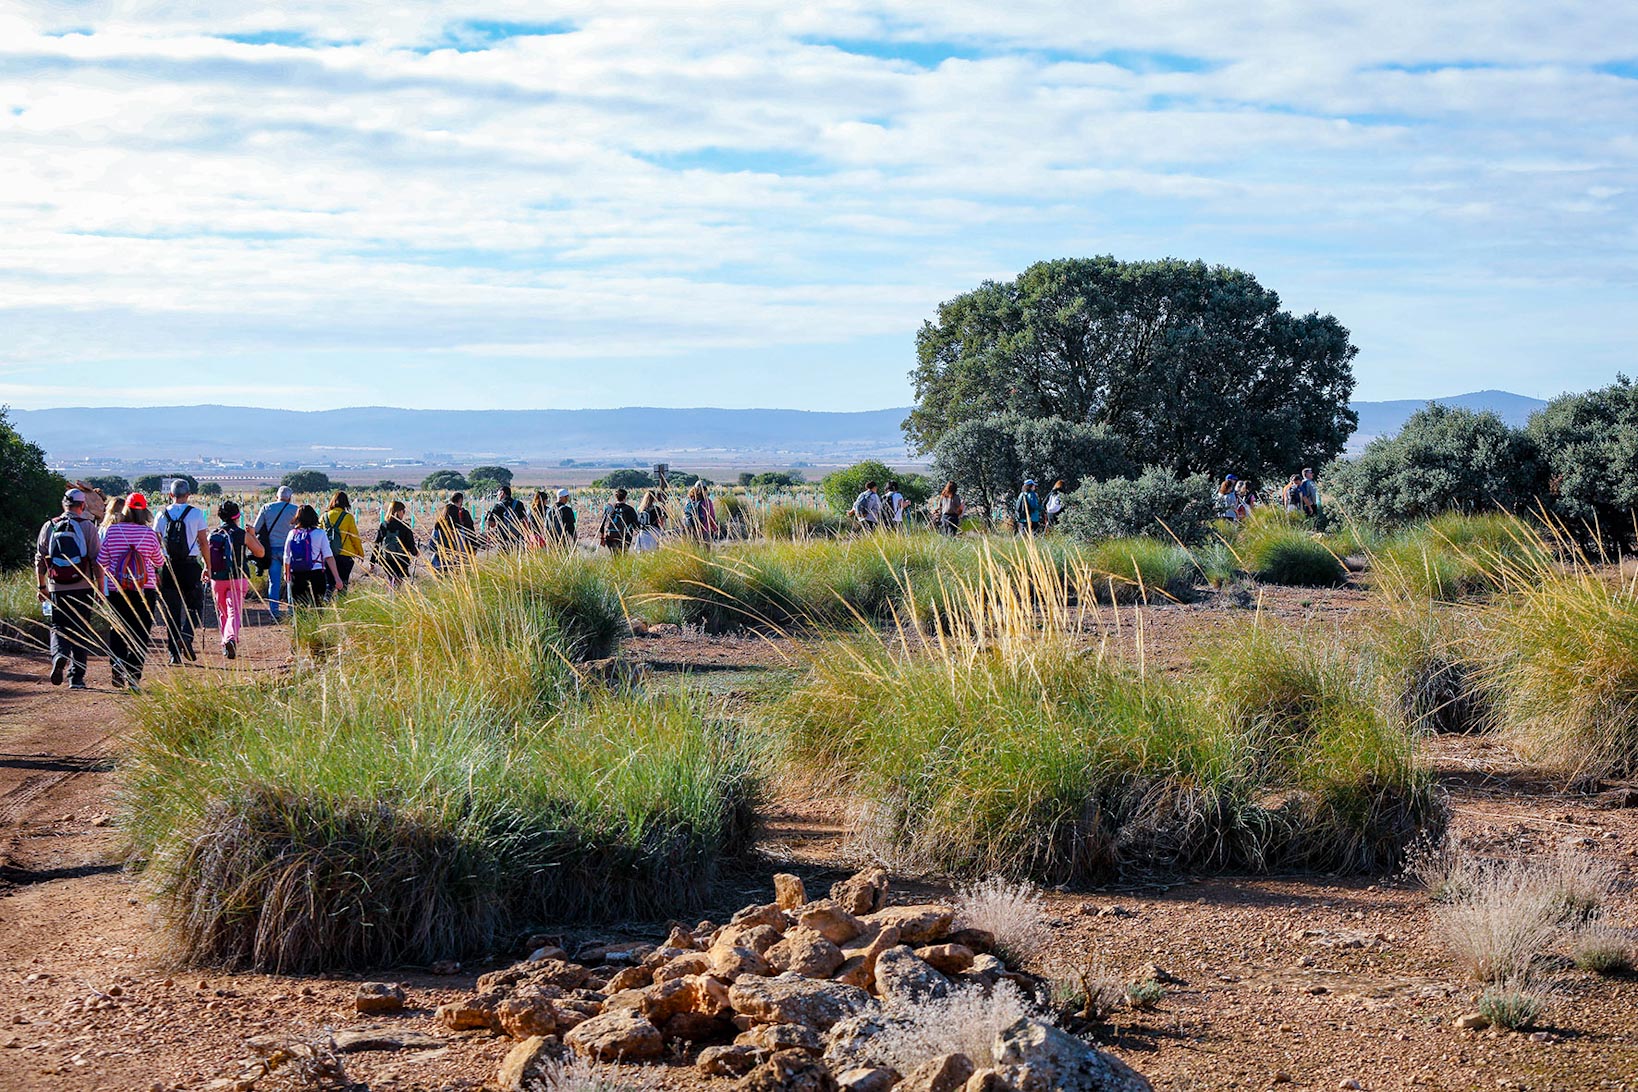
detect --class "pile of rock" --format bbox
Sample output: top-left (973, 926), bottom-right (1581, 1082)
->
top-left (435, 868), bottom-right (1150, 1091)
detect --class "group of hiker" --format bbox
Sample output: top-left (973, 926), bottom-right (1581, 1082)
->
top-left (848, 478), bottom-right (1069, 536)
top-left (1215, 467), bottom-right (1322, 521)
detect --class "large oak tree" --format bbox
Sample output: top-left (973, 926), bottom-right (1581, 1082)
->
top-left (905, 257), bottom-right (1359, 481)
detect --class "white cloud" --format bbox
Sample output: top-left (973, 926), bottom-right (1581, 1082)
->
top-left (0, 2), bottom-right (1634, 409)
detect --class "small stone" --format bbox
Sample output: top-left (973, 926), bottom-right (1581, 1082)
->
top-left (353, 982), bottom-right (406, 1014)
top-left (901, 1053), bottom-right (976, 1092)
top-left (655, 953), bottom-right (713, 983)
top-left (962, 1070), bottom-right (1010, 1092)
top-left (496, 995), bottom-right (560, 1039)
top-left (739, 1048), bottom-right (841, 1092)
top-left (830, 868), bottom-right (891, 915)
top-left (729, 972), bottom-right (873, 1030)
top-left (699, 1043), bottom-right (763, 1077)
top-left (711, 944), bottom-right (772, 980)
top-left (838, 1067), bottom-right (898, 1092)
top-left (528, 945), bottom-right (570, 963)
top-left (1339, 1082), bottom-right (1362, 1091)
top-left (332, 1027), bottom-right (445, 1053)
top-left (667, 925), bottom-right (700, 950)
top-left (737, 1022), bottom-right (823, 1055)
top-left (1273, 1073), bottom-right (1293, 1084)
top-left (436, 990), bottom-right (506, 1032)
top-left (428, 960), bottom-right (460, 975)
top-left (775, 874), bottom-right (809, 911)
top-left (874, 946), bottom-right (950, 1007)
top-left (915, 944), bottom-right (975, 975)
top-left (767, 928), bottom-right (847, 979)
top-left (607, 965), bottom-right (653, 993)
top-left (865, 905), bottom-right (955, 946)
top-left (495, 1035), bottom-right (554, 1091)
top-left (564, 1008), bottom-right (664, 1061)
top-left (732, 903), bottom-right (790, 931)
top-left (799, 901), bottom-right (866, 945)
top-left (1455, 1013), bottom-right (1491, 1031)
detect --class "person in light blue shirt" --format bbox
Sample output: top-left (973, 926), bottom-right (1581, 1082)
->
top-left (252, 486), bottom-right (298, 620)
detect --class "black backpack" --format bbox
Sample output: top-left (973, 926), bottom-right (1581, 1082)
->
top-left (46, 516), bottom-right (88, 580)
top-left (163, 505), bottom-right (194, 567)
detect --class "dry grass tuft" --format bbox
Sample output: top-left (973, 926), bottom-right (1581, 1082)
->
top-left (1570, 924), bottom-right (1635, 975)
top-left (834, 981), bottom-right (1036, 1073)
top-left (1434, 860), bottom-right (1560, 983)
top-left (534, 1055), bottom-right (665, 1092)
top-left (955, 877), bottom-right (1051, 966)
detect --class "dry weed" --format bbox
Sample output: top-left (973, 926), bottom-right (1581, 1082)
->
top-left (1570, 923), bottom-right (1635, 975)
top-left (955, 876), bottom-right (1051, 965)
top-left (839, 981), bottom-right (1036, 1073)
top-left (1434, 860), bottom-right (1560, 983)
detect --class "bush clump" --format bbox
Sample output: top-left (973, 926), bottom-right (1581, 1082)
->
top-left (1060, 467), bottom-right (1217, 545)
top-left (1232, 510), bottom-right (1344, 586)
top-left (1370, 512), bottom-right (1547, 602)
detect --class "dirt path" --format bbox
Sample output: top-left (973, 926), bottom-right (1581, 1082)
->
top-left (1, 588), bottom-right (1636, 1091)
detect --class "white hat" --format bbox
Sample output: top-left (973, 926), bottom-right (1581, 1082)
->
top-left (277, 486), bottom-right (294, 501)
top-left (556, 488), bottom-right (571, 500)
top-left (63, 487), bottom-right (86, 505)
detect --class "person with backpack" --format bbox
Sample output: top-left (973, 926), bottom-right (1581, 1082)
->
top-left (153, 479), bottom-right (209, 665)
top-left (207, 500), bottom-right (265, 660)
top-left (935, 480), bottom-right (964, 536)
top-left (284, 505), bottom-right (343, 607)
top-left (253, 486), bottom-right (298, 621)
top-left (429, 492), bottom-right (479, 572)
top-left (599, 489), bottom-right (640, 553)
top-left (483, 485), bottom-right (528, 551)
top-left (882, 481), bottom-right (907, 531)
top-left (527, 490), bottom-right (554, 548)
top-left (34, 487), bottom-right (102, 689)
top-left (552, 489), bottom-right (578, 550)
top-left (635, 490), bottom-right (665, 551)
top-left (1295, 467), bottom-right (1320, 518)
top-left (1044, 480), bottom-right (1067, 530)
top-left (96, 492), bottom-right (164, 690)
top-left (371, 500), bottom-right (420, 587)
top-left (321, 491), bottom-right (363, 594)
top-left (1014, 479), bottom-right (1044, 535)
top-left (1280, 473), bottom-right (1303, 512)
top-left (852, 481), bottom-right (883, 532)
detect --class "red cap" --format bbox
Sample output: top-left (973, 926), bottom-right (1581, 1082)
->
top-left (125, 492), bottom-right (149, 510)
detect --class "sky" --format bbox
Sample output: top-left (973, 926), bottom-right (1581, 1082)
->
top-left (0, 2), bottom-right (1634, 412)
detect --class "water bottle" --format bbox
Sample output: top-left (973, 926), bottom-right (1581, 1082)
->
top-left (40, 598), bottom-right (52, 621)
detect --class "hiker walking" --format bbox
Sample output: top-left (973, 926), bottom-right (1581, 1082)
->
top-left (371, 500), bottom-right (419, 588)
top-left (207, 500), bottom-right (265, 660)
top-left (321, 491), bottom-right (363, 594)
top-left (935, 481), bottom-right (964, 536)
top-left (252, 487), bottom-right (298, 620)
top-left (1294, 468), bottom-right (1320, 518)
top-left (635, 490), bottom-right (665, 551)
top-left (154, 479), bottom-right (209, 665)
top-left (429, 492), bottom-right (478, 572)
top-left (1216, 475), bottom-right (1243, 520)
top-left (485, 485), bottom-right (529, 551)
top-left (599, 489), bottom-right (640, 553)
top-left (1014, 479), bottom-right (1044, 535)
top-left (552, 489), bottom-right (578, 550)
top-left (882, 481), bottom-right (906, 531)
top-left (97, 492), bottom-right (163, 690)
top-left (1280, 474), bottom-right (1303, 513)
top-left (527, 490), bottom-right (554, 548)
top-left (34, 487), bottom-right (102, 689)
top-left (284, 505), bottom-right (343, 607)
top-left (851, 480), bottom-right (883, 532)
top-left (1044, 480), bottom-right (1067, 530)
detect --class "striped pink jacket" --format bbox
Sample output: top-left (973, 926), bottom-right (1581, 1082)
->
top-left (97, 523), bottom-right (166, 592)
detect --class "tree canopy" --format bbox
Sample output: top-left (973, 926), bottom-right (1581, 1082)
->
top-left (1527, 376), bottom-right (1638, 540)
top-left (421, 469), bottom-right (469, 493)
top-left (905, 257), bottom-right (1358, 481)
top-left (592, 468), bottom-right (656, 491)
top-left (469, 465), bottom-right (514, 487)
top-left (281, 469), bottom-right (333, 494)
top-left (134, 473), bottom-right (198, 494)
top-left (0, 408), bottom-right (65, 570)
top-left (821, 461), bottom-right (929, 514)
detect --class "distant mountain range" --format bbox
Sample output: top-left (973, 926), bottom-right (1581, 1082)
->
top-left (14, 390), bottom-right (1549, 469)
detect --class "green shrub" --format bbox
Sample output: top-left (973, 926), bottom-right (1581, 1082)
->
top-left (123, 667), bottom-right (757, 972)
top-left (821, 461), bottom-right (929, 515)
top-left (1232, 511), bottom-right (1345, 586)
top-left (1528, 376), bottom-right (1638, 546)
top-left (1080, 537), bottom-right (1194, 602)
top-left (762, 504), bottom-right (845, 540)
top-left (1324, 403), bottom-right (1545, 527)
top-left (0, 409), bottom-right (65, 571)
top-left (1370, 513), bottom-right (1548, 602)
top-left (1477, 986), bottom-right (1545, 1031)
top-left (1060, 467), bottom-right (1217, 545)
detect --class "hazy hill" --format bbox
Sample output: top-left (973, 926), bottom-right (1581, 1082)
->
top-left (14, 391), bottom-right (1549, 467)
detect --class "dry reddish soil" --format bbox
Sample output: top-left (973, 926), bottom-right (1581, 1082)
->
top-left (1, 582), bottom-right (1636, 1092)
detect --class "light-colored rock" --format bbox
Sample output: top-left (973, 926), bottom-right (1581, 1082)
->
top-left (495, 1036), bottom-right (553, 1092)
top-left (694, 974), bottom-right (735, 1017)
top-left (775, 874), bottom-right (809, 911)
top-left (834, 925), bottom-right (903, 990)
top-left (799, 901), bottom-right (866, 946)
top-left (644, 945), bottom-right (692, 970)
top-left (963, 1069), bottom-right (1013, 1092)
top-left (902, 1053), bottom-right (976, 1092)
top-left (436, 990), bottom-right (505, 1032)
top-left (866, 905), bottom-right (955, 946)
top-left (768, 928), bottom-right (847, 979)
top-left (700, 1043), bottom-right (764, 1077)
top-left (992, 1017), bottom-right (1152, 1092)
top-left (330, 1027), bottom-right (445, 1053)
top-left (737, 1022), bottom-right (824, 1055)
top-left (717, 923), bottom-right (785, 955)
top-left (563, 1008), bottom-right (664, 1062)
top-left (831, 868), bottom-right (890, 915)
top-left (655, 953), bottom-right (714, 982)
top-left (353, 982), bottom-right (406, 1014)
top-left (729, 972), bottom-right (874, 1030)
top-left (874, 946), bottom-right (950, 1007)
top-left (607, 965), bottom-right (653, 993)
top-left (916, 944), bottom-right (975, 975)
top-left (738, 1048), bottom-right (841, 1092)
top-left (823, 1012), bottom-right (896, 1067)
top-left (528, 945), bottom-right (570, 963)
top-left (711, 944), bottom-right (772, 980)
top-left (733, 903), bottom-right (791, 931)
top-left (1454, 1012), bottom-right (1491, 1030)
top-left (641, 977), bottom-right (700, 1023)
top-left (495, 995), bottom-right (559, 1039)
top-left (838, 1067), bottom-right (899, 1092)
top-left (667, 925), bottom-right (700, 950)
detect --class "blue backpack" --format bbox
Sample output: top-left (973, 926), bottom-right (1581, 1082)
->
top-left (287, 528), bottom-right (320, 572)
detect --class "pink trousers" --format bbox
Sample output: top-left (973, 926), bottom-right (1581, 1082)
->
top-left (212, 578), bottom-right (249, 646)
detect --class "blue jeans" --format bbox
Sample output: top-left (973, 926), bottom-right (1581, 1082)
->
top-left (266, 556), bottom-right (285, 619)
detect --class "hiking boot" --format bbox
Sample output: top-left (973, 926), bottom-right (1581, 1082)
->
top-left (223, 640), bottom-right (237, 660)
top-left (111, 667), bottom-right (127, 690)
top-left (68, 678), bottom-right (87, 691)
top-left (49, 658), bottom-right (66, 686)
top-left (167, 650), bottom-right (182, 666)
top-left (182, 642), bottom-right (198, 662)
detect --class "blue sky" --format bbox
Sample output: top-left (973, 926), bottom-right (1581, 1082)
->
top-left (0, 2), bottom-right (1633, 411)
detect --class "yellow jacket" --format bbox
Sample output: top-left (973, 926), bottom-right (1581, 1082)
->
top-left (323, 508), bottom-right (364, 559)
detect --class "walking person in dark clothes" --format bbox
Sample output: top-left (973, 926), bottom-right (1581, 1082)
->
top-left (35, 487), bottom-right (102, 689)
